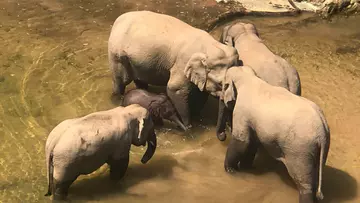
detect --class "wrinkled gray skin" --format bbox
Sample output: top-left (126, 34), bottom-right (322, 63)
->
top-left (122, 89), bottom-right (187, 131)
top-left (217, 22), bottom-right (302, 141)
top-left (44, 104), bottom-right (156, 201)
top-left (108, 11), bottom-right (239, 128)
top-left (218, 66), bottom-right (330, 203)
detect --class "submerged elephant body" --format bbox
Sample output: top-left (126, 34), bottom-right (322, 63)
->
top-left (108, 11), bottom-right (239, 127)
top-left (45, 104), bottom-right (156, 200)
top-left (122, 89), bottom-right (187, 131)
top-left (218, 66), bottom-right (330, 203)
top-left (220, 22), bottom-right (301, 95)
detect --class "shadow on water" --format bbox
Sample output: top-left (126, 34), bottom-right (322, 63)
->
top-left (68, 155), bottom-right (180, 201)
top-left (247, 150), bottom-right (358, 203)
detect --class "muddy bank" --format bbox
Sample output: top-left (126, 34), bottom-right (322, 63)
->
top-left (217, 0), bottom-right (359, 17)
top-left (3, 0), bottom-right (356, 40)
top-left (0, 0), bottom-right (246, 39)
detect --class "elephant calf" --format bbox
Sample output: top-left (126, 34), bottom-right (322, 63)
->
top-left (44, 104), bottom-right (156, 200)
top-left (122, 89), bottom-right (187, 131)
top-left (218, 66), bottom-right (330, 203)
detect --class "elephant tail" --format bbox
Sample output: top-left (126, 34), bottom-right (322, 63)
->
top-left (316, 142), bottom-right (325, 200)
top-left (316, 115), bottom-right (331, 201)
top-left (45, 152), bottom-right (54, 196)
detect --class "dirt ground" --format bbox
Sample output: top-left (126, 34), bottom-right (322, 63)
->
top-left (0, 0), bottom-right (359, 203)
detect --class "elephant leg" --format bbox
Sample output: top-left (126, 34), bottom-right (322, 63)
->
top-left (167, 80), bottom-right (191, 127)
top-left (224, 138), bottom-right (243, 173)
top-left (240, 133), bottom-right (258, 169)
top-left (134, 79), bottom-right (149, 89)
top-left (109, 54), bottom-right (133, 97)
top-left (225, 123), bottom-right (255, 173)
top-left (283, 155), bottom-right (317, 203)
top-left (52, 177), bottom-right (77, 201)
top-left (189, 87), bottom-right (209, 118)
top-left (107, 155), bottom-right (129, 181)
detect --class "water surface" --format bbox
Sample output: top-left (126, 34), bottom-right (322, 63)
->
top-left (0, 2), bottom-right (359, 203)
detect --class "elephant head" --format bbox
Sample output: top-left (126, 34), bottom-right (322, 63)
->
top-left (220, 22), bottom-right (260, 46)
top-left (222, 66), bottom-right (257, 107)
top-left (148, 94), bottom-right (188, 131)
top-left (128, 104), bottom-right (157, 164)
top-left (184, 47), bottom-right (239, 98)
top-left (216, 66), bottom-right (257, 141)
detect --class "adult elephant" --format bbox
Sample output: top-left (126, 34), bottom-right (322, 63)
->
top-left (216, 22), bottom-right (302, 141)
top-left (108, 11), bottom-right (239, 128)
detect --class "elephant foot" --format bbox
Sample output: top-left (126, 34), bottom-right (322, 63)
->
top-left (217, 132), bottom-right (227, 141)
top-left (299, 193), bottom-right (315, 203)
top-left (52, 178), bottom-right (74, 201)
top-left (224, 166), bottom-right (237, 174)
top-left (52, 194), bottom-right (67, 201)
top-left (108, 156), bottom-right (129, 181)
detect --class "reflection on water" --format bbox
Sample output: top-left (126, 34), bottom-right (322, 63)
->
top-left (0, 1), bottom-right (359, 202)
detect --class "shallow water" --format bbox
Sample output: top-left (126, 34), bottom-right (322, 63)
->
top-left (0, 1), bottom-right (359, 202)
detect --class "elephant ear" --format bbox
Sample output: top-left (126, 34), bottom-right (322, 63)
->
top-left (184, 53), bottom-right (208, 91)
top-left (244, 23), bottom-right (260, 37)
top-left (148, 96), bottom-right (167, 119)
top-left (223, 80), bottom-right (236, 106)
top-left (220, 25), bottom-right (234, 47)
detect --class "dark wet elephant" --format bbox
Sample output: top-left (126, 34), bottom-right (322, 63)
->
top-left (122, 89), bottom-right (188, 131)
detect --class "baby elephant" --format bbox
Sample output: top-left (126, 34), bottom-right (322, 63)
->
top-left (44, 104), bottom-right (156, 200)
top-left (218, 66), bottom-right (330, 203)
top-left (122, 89), bottom-right (188, 131)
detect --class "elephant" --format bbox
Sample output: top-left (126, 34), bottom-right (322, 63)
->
top-left (219, 22), bottom-right (301, 95)
top-left (108, 11), bottom-right (239, 128)
top-left (122, 88), bottom-right (187, 131)
top-left (44, 104), bottom-right (156, 200)
top-left (218, 66), bottom-right (330, 203)
top-left (216, 22), bottom-right (302, 141)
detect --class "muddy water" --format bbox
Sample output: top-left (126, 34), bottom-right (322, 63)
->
top-left (0, 0), bottom-right (359, 202)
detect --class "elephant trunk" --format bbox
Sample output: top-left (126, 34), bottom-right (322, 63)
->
top-left (216, 99), bottom-right (232, 141)
top-left (141, 129), bottom-right (157, 164)
top-left (169, 115), bottom-right (188, 131)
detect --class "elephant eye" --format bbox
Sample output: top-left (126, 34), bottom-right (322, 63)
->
top-left (224, 83), bottom-right (229, 90)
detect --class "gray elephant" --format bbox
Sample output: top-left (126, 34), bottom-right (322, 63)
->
top-left (219, 22), bottom-right (301, 95)
top-left (122, 89), bottom-right (187, 131)
top-left (108, 11), bottom-right (239, 128)
top-left (216, 22), bottom-right (302, 141)
top-left (218, 66), bottom-right (330, 203)
top-left (44, 104), bottom-right (156, 200)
